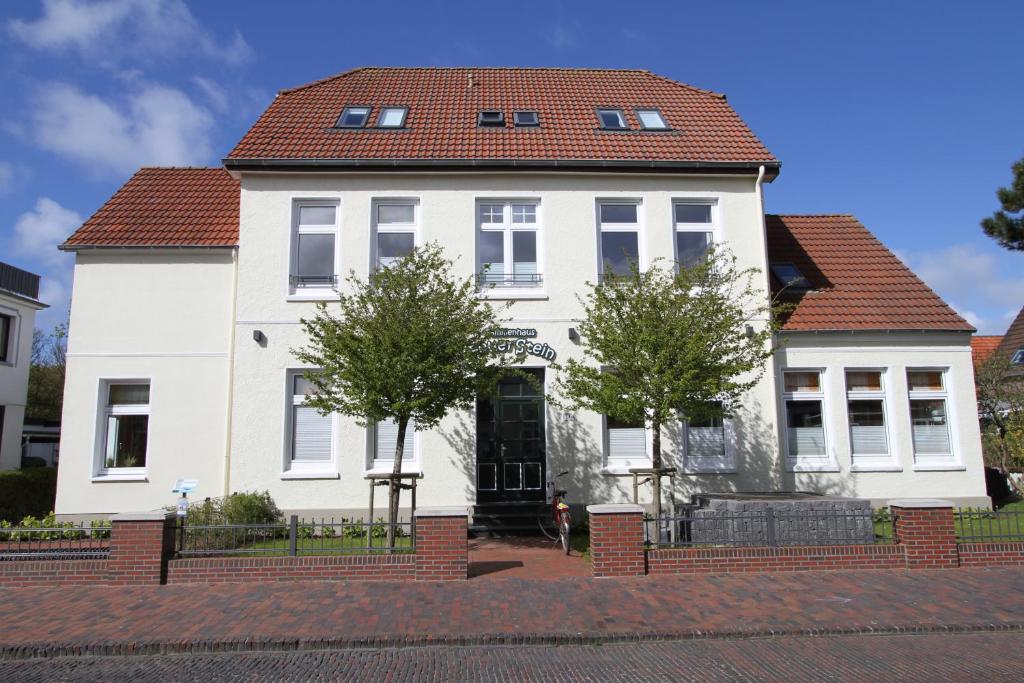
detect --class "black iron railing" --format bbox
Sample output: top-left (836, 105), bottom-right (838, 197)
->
top-left (0, 523), bottom-right (111, 560)
top-left (955, 508), bottom-right (1024, 542)
top-left (475, 273), bottom-right (544, 288)
top-left (289, 274), bottom-right (339, 287)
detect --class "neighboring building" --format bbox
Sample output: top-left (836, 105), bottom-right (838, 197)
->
top-left (997, 306), bottom-right (1024, 376)
top-left (55, 68), bottom-right (989, 519)
top-left (0, 262), bottom-right (47, 470)
top-left (971, 335), bottom-right (1003, 368)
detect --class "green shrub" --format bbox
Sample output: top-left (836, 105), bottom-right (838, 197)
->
top-left (183, 491), bottom-right (283, 526)
top-left (0, 512), bottom-right (110, 541)
top-left (0, 468), bottom-right (57, 524)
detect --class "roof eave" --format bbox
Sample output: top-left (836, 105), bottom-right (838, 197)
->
top-left (58, 243), bottom-right (239, 252)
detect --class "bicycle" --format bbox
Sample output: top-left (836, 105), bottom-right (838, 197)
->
top-left (538, 470), bottom-right (572, 554)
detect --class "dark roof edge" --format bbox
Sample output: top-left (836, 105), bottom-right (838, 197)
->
top-left (222, 157), bottom-right (781, 179)
top-left (58, 244), bottom-right (238, 252)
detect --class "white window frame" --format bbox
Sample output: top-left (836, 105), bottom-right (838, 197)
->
top-left (596, 199), bottom-right (644, 279)
top-left (602, 414), bottom-right (653, 474)
top-left (635, 108), bottom-right (669, 130)
top-left (287, 198), bottom-right (341, 301)
top-left (370, 198), bottom-right (420, 271)
top-left (366, 417), bottom-right (421, 474)
top-left (681, 407), bottom-right (736, 474)
top-left (92, 378), bottom-right (150, 482)
top-left (282, 369), bottom-right (339, 479)
top-left (907, 367), bottom-right (961, 470)
top-left (781, 368), bottom-right (837, 472)
top-left (844, 368), bottom-right (899, 472)
top-left (672, 199), bottom-right (719, 270)
top-left (0, 305), bottom-right (18, 366)
top-left (474, 198), bottom-right (544, 296)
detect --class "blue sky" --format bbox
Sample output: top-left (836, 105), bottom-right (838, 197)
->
top-left (1, 0), bottom-right (1022, 333)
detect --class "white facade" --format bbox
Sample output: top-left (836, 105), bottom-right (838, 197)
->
top-left (0, 280), bottom-right (46, 470)
top-left (53, 170), bottom-right (990, 517)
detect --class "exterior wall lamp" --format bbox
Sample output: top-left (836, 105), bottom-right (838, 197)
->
top-left (569, 327), bottom-right (580, 343)
top-left (253, 330), bottom-right (266, 345)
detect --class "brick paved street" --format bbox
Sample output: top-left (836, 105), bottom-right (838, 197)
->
top-left (468, 536), bottom-right (590, 579)
top-left (4, 631), bottom-right (1024, 681)
top-left (1, 568), bottom-right (1022, 657)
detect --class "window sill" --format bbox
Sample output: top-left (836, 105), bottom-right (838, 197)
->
top-left (850, 464), bottom-right (903, 472)
top-left (478, 290), bottom-right (548, 301)
top-left (364, 467), bottom-right (422, 476)
top-left (602, 466), bottom-right (653, 476)
top-left (286, 293), bottom-right (337, 303)
top-left (281, 470), bottom-right (340, 480)
top-left (785, 462), bottom-right (840, 473)
top-left (681, 468), bottom-right (737, 475)
top-left (911, 463), bottom-right (966, 472)
top-left (91, 473), bottom-right (148, 483)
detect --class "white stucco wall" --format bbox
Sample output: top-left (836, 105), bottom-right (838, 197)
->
top-left (0, 291), bottom-right (43, 470)
top-left (55, 250), bottom-right (235, 516)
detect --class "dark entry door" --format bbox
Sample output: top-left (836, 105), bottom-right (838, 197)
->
top-left (476, 370), bottom-right (545, 503)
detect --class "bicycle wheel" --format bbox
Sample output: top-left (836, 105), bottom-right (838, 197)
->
top-left (559, 512), bottom-right (571, 555)
top-left (537, 515), bottom-right (559, 541)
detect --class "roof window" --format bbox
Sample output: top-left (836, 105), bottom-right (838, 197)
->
top-left (377, 107), bottom-right (408, 128)
top-left (597, 109), bottom-right (628, 130)
top-left (1012, 349), bottom-right (1024, 366)
top-left (478, 110), bottom-right (505, 127)
top-left (513, 111), bottom-right (539, 127)
top-left (336, 106), bottom-right (371, 128)
top-left (770, 263), bottom-right (811, 290)
top-left (636, 108), bottom-right (668, 130)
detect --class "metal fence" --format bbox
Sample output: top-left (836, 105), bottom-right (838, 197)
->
top-left (0, 524), bottom-right (111, 560)
top-left (649, 507), bottom-right (890, 549)
top-left (955, 508), bottom-right (1024, 543)
top-left (177, 515), bottom-right (415, 557)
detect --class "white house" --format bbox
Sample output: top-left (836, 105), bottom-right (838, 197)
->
top-left (0, 262), bottom-right (47, 470)
top-left (54, 68), bottom-right (988, 520)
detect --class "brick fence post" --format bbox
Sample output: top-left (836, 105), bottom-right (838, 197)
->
top-left (108, 511), bottom-right (178, 585)
top-left (587, 504), bottom-right (646, 578)
top-left (890, 499), bottom-right (959, 569)
top-left (414, 506), bottom-right (468, 581)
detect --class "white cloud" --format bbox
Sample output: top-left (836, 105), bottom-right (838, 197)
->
top-left (12, 197), bottom-right (82, 267)
top-left (192, 75), bottom-right (228, 113)
top-left (545, 22), bottom-right (580, 50)
top-left (8, 0), bottom-right (253, 66)
top-left (30, 81), bottom-right (214, 175)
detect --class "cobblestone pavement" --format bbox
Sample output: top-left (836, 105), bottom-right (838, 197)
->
top-left (3, 631), bottom-right (1023, 681)
top-left (2, 569), bottom-right (1023, 657)
top-left (468, 536), bottom-right (590, 579)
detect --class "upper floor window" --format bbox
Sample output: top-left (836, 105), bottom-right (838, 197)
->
top-left (336, 106), bottom-right (371, 128)
top-left (597, 109), bottom-right (628, 130)
top-left (0, 313), bottom-right (12, 363)
top-left (476, 201), bottom-right (542, 288)
top-left (598, 201), bottom-right (641, 278)
top-left (372, 199), bottom-right (418, 269)
top-left (770, 262), bottom-right (811, 290)
top-left (783, 370), bottom-right (828, 463)
top-left (377, 107), bottom-right (408, 128)
top-left (290, 201), bottom-right (339, 293)
top-left (635, 108), bottom-right (668, 130)
top-left (907, 369), bottom-right (953, 462)
top-left (673, 201), bottom-right (715, 269)
top-left (513, 111), bottom-right (539, 127)
top-left (101, 381), bottom-right (150, 474)
top-left (288, 371), bottom-right (333, 470)
top-left (845, 370), bottom-right (891, 465)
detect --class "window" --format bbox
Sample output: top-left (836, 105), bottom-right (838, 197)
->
top-left (336, 106), bottom-right (371, 128)
top-left (605, 415), bottom-right (649, 470)
top-left (683, 403), bottom-right (733, 472)
top-left (635, 108), bottom-right (668, 130)
top-left (100, 382), bottom-right (149, 474)
top-left (783, 370), bottom-right (831, 467)
top-left (770, 263), bottom-right (810, 290)
top-left (478, 110), bottom-right (505, 127)
top-left (288, 371), bottom-right (333, 470)
top-left (907, 369), bottom-right (953, 464)
top-left (290, 201), bottom-right (338, 293)
top-left (1013, 349), bottom-right (1024, 366)
top-left (845, 370), bottom-right (894, 468)
top-left (673, 201), bottom-right (715, 269)
top-left (598, 201), bottom-right (641, 278)
top-left (476, 201), bottom-right (541, 288)
top-left (0, 314), bottom-right (11, 363)
top-left (513, 111), bottom-right (539, 127)
top-left (597, 109), bottom-right (627, 130)
top-left (377, 107), bottom-right (408, 128)
top-left (372, 199), bottom-right (418, 269)
top-left (370, 417), bottom-right (418, 472)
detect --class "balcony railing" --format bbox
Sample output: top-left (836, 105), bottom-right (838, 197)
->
top-left (476, 273), bottom-right (544, 288)
top-left (290, 274), bottom-right (339, 287)
top-left (0, 262), bottom-right (41, 300)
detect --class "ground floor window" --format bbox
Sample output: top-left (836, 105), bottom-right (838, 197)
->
top-left (782, 370), bottom-right (832, 469)
top-left (683, 404), bottom-right (733, 472)
top-left (907, 369), bottom-right (954, 466)
top-left (370, 417), bottom-right (418, 472)
top-left (605, 414), bottom-right (650, 471)
top-left (100, 381), bottom-right (149, 474)
top-left (845, 369), bottom-right (896, 469)
top-left (287, 371), bottom-right (333, 471)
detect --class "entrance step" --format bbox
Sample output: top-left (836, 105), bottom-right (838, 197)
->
top-left (470, 503), bottom-right (550, 537)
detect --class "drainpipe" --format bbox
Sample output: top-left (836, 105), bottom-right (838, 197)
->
top-left (222, 248), bottom-right (240, 496)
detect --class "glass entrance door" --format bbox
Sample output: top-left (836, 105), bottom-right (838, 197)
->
top-left (476, 370), bottom-right (545, 503)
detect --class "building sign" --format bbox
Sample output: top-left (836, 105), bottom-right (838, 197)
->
top-left (492, 328), bottom-right (556, 361)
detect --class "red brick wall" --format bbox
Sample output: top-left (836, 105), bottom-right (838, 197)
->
top-left (589, 510), bottom-right (646, 578)
top-left (892, 505), bottom-right (959, 569)
top-left (107, 516), bottom-right (176, 585)
top-left (957, 542), bottom-right (1024, 567)
top-left (167, 554), bottom-right (415, 583)
top-left (0, 560), bottom-right (111, 587)
top-left (414, 514), bottom-right (468, 581)
top-left (648, 544), bottom-right (905, 575)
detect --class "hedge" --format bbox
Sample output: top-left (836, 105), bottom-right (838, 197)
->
top-left (0, 468), bottom-right (58, 524)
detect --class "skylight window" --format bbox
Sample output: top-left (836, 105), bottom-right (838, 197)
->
top-left (513, 111), bottom-right (539, 127)
top-left (377, 107), bottom-right (408, 128)
top-left (336, 106), bottom-right (371, 128)
top-left (1013, 349), bottom-right (1024, 366)
top-left (770, 263), bottom-right (811, 290)
top-left (636, 109), bottom-right (668, 130)
top-left (478, 110), bottom-right (505, 127)
top-left (597, 109), bottom-right (628, 130)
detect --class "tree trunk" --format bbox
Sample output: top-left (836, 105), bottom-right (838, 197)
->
top-left (650, 415), bottom-right (663, 541)
top-left (387, 417), bottom-right (408, 549)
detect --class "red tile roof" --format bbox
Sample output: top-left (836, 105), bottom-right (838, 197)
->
top-left (61, 168), bottom-right (239, 248)
top-left (998, 306), bottom-right (1024, 357)
top-left (226, 68), bottom-right (777, 169)
top-left (766, 215), bottom-right (973, 332)
top-left (971, 335), bottom-right (1004, 366)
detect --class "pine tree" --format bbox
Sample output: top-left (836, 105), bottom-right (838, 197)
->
top-left (982, 156), bottom-right (1024, 251)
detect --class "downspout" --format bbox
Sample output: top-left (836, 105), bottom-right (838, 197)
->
top-left (222, 247), bottom-right (240, 496)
